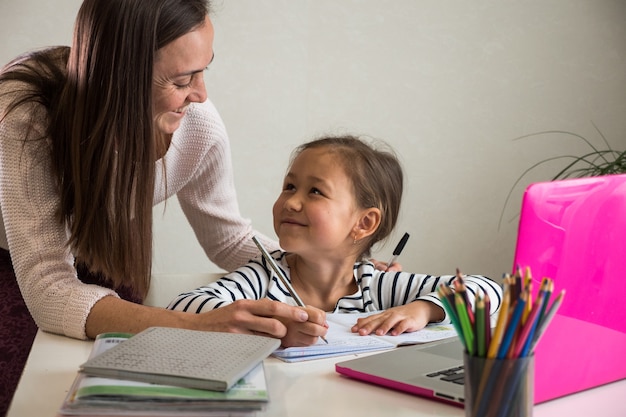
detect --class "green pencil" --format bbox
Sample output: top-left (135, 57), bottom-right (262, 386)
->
top-left (455, 292), bottom-right (474, 355)
top-left (438, 286), bottom-right (467, 349)
top-left (475, 295), bottom-right (486, 357)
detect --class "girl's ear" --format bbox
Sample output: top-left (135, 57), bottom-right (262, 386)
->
top-left (353, 208), bottom-right (381, 240)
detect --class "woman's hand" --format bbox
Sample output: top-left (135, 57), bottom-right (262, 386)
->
top-left (350, 301), bottom-right (444, 336)
top-left (195, 299), bottom-right (328, 347)
top-left (87, 296), bottom-right (315, 340)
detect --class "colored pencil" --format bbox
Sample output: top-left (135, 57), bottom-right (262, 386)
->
top-left (483, 292), bottom-right (491, 353)
top-left (513, 292), bottom-right (544, 357)
top-left (530, 289), bottom-right (565, 350)
top-left (536, 279), bottom-right (554, 325)
top-left (487, 283), bottom-right (510, 358)
top-left (455, 292), bottom-right (475, 356)
top-left (497, 290), bottom-right (527, 359)
top-left (455, 269), bottom-right (475, 324)
top-left (475, 294), bottom-right (487, 357)
top-left (437, 286), bottom-right (466, 349)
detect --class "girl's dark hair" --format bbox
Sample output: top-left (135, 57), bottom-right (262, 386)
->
top-left (0, 0), bottom-right (211, 298)
top-left (292, 135), bottom-right (404, 260)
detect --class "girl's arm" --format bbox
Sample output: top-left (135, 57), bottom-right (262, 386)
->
top-left (353, 269), bottom-right (502, 335)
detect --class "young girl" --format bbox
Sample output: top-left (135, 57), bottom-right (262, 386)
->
top-left (168, 135), bottom-right (502, 347)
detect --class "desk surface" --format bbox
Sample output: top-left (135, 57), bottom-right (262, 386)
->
top-left (9, 330), bottom-right (626, 417)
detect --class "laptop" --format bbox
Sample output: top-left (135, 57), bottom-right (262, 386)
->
top-left (336, 174), bottom-right (626, 406)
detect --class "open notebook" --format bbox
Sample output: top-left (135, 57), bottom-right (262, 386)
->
top-left (336, 174), bottom-right (626, 406)
top-left (272, 312), bottom-right (456, 362)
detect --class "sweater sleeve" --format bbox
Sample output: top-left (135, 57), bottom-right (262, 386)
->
top-left (168, 100), bottom-right (278, 271)
top-left (0, 94), bottom-right (118, 340)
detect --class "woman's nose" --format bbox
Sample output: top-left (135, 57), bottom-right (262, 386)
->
top-left (189, 75), bottom-right (208, 103)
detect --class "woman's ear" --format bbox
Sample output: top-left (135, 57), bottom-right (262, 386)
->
top-left (353, 208), bottom-right (381, 240)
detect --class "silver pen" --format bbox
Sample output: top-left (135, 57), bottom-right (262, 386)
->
top-left (252, 236), bottom-right (328, 344)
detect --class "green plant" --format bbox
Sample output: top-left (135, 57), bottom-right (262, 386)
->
top-left (498, 124), bottom-right (626, 229)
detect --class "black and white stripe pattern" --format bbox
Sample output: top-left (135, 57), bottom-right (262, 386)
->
top-left (167, 250), bottom-right (503, 323)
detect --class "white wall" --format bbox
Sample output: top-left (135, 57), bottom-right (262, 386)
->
top-left (2, 1), bottom-right (625, 281)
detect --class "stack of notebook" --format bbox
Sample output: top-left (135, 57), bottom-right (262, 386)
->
top-left (58, 327), bottom-right (280, 416)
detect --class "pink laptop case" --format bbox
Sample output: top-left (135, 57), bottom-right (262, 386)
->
top-left (513, 174), bottom-right (626, 403)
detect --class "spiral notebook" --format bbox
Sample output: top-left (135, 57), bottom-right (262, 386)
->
top-left (80, 327), bottom-right (280, 392)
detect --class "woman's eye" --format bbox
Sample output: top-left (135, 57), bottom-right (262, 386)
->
top-left (173, 75), bottom-right (195, 89)
top-left (174, 80), bottom-right (193, 89)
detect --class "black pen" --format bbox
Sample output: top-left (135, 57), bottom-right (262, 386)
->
top-left (386, 232), bottom-right (410, 270)
top-left (252, 236), bottom-right (329, 344)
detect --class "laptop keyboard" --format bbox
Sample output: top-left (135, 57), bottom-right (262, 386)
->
top-left (426, 365), bottom-right (465, 385)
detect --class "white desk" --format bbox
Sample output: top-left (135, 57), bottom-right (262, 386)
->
top-left (8, 330), bottom-right (626, 417)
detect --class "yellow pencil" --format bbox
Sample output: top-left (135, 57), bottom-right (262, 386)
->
top-left (487, 283), bottom-right (510, 358)
top-left (524, 267), bottom-right (533, 321)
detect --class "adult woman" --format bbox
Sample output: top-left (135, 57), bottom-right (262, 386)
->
top-left (0, 0), bottom-right (320, 412)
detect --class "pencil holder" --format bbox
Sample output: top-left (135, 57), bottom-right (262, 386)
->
top-left (463, 352), bottom-right (534, 417)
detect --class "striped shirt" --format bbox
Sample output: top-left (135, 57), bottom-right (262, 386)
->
top-left (167, 250), bottom-right (503, 323)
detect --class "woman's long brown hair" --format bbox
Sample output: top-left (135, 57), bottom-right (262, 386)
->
top-left (0, 0), bottom-right (210, 298)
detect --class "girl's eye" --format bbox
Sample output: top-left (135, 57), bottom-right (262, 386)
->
top-left (283, 183), bottom-right (296, 191)
top-left (310, 188), bottom-right (323, 196)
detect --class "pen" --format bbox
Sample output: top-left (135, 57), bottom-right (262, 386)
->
top-left (386, 232), bottom-right (409, 270)
top-left (252, 236), bottom-right (328, 344)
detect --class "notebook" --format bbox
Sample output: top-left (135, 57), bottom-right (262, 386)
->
top-left (80, 327), bottom-right (280, 391)
top-left (272, 312), bottom-right (456, 362)
top-left (336, 174), bottom-right (626, 406)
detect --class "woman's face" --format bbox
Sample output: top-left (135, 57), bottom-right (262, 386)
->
top-left (152, 15), bottom-right (214, 135)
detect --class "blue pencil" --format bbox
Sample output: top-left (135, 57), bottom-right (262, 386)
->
top-left (519, 282), bottom-right (551, 357)
top-left (530, 289), bottom-right (565, 350)
top-left (496, 291), bottom-right (528, 359)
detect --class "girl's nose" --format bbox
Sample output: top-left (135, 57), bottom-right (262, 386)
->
top-left (284, 193), bottom-right (303, 211)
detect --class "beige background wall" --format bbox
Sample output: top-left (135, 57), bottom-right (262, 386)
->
top-left (2, 1), bottom-right (625, 281)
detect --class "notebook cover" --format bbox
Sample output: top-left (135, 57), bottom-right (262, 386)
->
top-left (80, 327), bottom-right (280, 391)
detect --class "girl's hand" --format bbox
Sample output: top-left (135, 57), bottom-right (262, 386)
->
top-left (350, 301), bottom-right (444, 336)
top-left (370, 259), bottom-right (403, 272)
top-left (194, 298), bottom-right (309, 338)
top-left (277, 305), bottom-right (328, 347)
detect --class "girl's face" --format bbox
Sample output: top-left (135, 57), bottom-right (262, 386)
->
top-left (152, 15), bottom-right (214, 135)
top-left (273, 147), bottom-right (366, 258)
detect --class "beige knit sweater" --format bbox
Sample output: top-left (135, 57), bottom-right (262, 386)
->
top-left (0, 84), bottom-right (277, 339)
